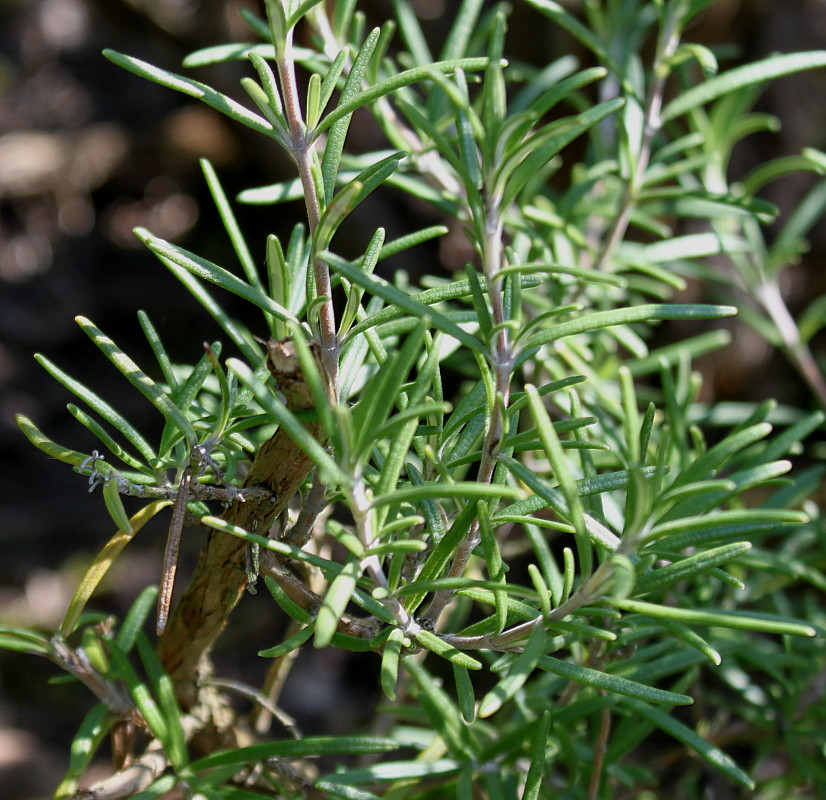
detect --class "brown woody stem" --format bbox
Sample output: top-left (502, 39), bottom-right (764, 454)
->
top-left (156, 340), bottom-right (324, 707)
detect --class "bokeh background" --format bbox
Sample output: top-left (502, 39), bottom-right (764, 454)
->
top-left (1, 1), bottom-right (824, 797)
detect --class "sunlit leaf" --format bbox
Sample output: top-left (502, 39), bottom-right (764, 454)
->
top-left (61, 501), bottom-right (172, 638)
top-left (663, 51), bottom-right (826, 122)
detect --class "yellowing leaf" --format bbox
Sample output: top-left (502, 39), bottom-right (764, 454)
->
top-left (60, 500), bottom-right (172, 638)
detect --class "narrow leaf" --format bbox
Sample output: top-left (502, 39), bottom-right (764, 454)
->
top-left (522, 712), bottom-right (551, 800)
top-left (102, 478), bottom-right (133, 534)
top-left (372, 481), bottom-right (521, 507)
top-left (0, 627), bottom-right (52, 656)
top-left (315, 559), bottom-right (363, 648)
top-left (479, 625), bottom-right (546, 718)
top-left (539, 655), bottom-right (693, 705)
top-left (138, 230), bottom-right (297, 325)
top-left (315, 783), bottom-right (383, 800)
top-left (414, 629), bottom-right (483, 670)
top-left (200, 159), bottom-right (263, 292)
top-left (17, 412), bottom-right (89, 469)
top-left (614, 598), bottom-right (816, 637)
top-left (29, 360), bottom-right (157, 465)
top-left (326, 253), bottom-right (484, 353)
top-left (404, 658), bottom-right (476, 758)
top-left (314, 57), bottom-right (491, 137)
top-left (61, 501), bottom-right (172, 638)
top-left (190, 737), bottom-right (399, 771)
top-left (116, 585), bottom-right (160, 653)
top-left (106, 640), bottom-right (168, 744)
top-left (453, 663), bottom-right (477, 723)
top-left (135, 634), bottom-right (187, 770)
top-left (636, 542), bottom-right (752, 594)
top-left (523, 304), bottom-right (737, 350)
top-left (258, 626), bottom-right (314, 658)
top-left (380, 628), bottom-right (405, 700)
top-left (663, 51), bottom-right (826, 122)
top-left (499, 457), bottom-right (621, 550)
top-left (322, 28), bottom-right (380, 203)
top-left (620, 699), bottom-right (754, 788)
top-left (76, 317), bottom-right (196, 443)
top-left (104, 49), bottom-right (273, 135)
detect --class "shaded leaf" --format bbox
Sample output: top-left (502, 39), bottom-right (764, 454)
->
top-left (620, 699), bottom-right (754, 788)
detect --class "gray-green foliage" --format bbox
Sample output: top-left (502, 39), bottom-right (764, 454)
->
top-left (11, 0), bottom-right (826, 797)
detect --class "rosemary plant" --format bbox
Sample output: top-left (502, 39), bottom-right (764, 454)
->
top-left (7, 1), bottom-right (826, 798)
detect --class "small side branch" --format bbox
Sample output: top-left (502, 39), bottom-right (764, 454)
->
top-left (74, 716), bottom-right (201, 800)
top-left (276, 29), bottom-right (339, 397)
top-left (443, 561), bottom-right (614, 651)
top-left (424, 202), bottom-right (512, 626)
top-left (352, 482), bottom-right (423, 638)
top-left (755, 279), bottom-right (826, 410)
top-left (74, 749), bottom-right (168, 800)
top-left (593, 5), bottom-right (683, 273)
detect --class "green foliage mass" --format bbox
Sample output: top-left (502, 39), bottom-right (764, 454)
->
top-left (9, 0), bottom-right (826, 797)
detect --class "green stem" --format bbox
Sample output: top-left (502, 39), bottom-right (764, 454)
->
top-left (353, 481), bottom-right (422, 637)
top-left (593, 4), bottom-right (683, 272)
top-left (755, 280), bottom-right (826, 409)
top-left (276, 30), bottom-right (339, 397)
top-left (424, 199), bottom-right (512, 626)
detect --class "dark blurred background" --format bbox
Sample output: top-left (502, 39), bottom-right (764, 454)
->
top-left (0, 1), bottom-right (824, 797)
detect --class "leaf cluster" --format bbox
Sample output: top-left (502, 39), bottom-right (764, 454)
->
top-left (10, 0), bottom-right (826, 798)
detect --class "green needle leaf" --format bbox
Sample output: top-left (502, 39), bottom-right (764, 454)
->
top-left (75, 317), bottom-right (197, 445)
top-left (499, 456), bottom-right (621, 550)
top-left (102, 478), bottom-right (133, 534)
top-left (137, 229), bottom-right (298, 326)
top-left (29, 360), bottom-right (157, 466)
top-left (103, 49), bottom-right (273, 135)
top-left (17, 414), bottom-right (90, 469)
top-left (404, 658), bottom-right (477, 758)
top-left (314, 784), bottom-right (383, 800)
top-left (116, 585), bottom-right (160, 653)
top-left (258, 626), bottom-right (314, 658)
top-left (315, 559), bottom-right (363, 649)
top-left (200, 159), bottom-right (263, 293)
top-left (372, 481), bottom-right (521, 507)
top-left (538, 655), bottom-right (693, 705)
top-left (106, 640), bottom-right (169, 744)
top-left (322, 28), bottom-right (380, 203)
top-left (620, 699), bottom-right (754, 788)
top-left (0, 627), bottom-right (52, 656)
top-left (525, 384), bottom-right (587, 542)
top-left (636, 542), bottom-right (752, 594)
top-left (453, 663), bottom-right (477, 723)
top-left (380, 628), bottom-right (405, 700)
top-left (522, 304), bottom-right (737, 350)
top-left (55, 703), bottom-right (111, 799)
top-left (414, 629), bottom-right (483, 670)
top-left (326, 253), bottom-right (485, 353)
top-left (521, 711), bottom-right (551, 800)
top-left (662, 51), bottom-right (826, 122)
top-left (347, 274), bottom-right (540, 339)
top-left (190, 737), bottom-right (399, 771)
top-left (614, 598), bottom-right (817, 637)
top-left (479, 625), bottom-right (546, 718)
top-left (314, 57), bottom-right (491, 138)
top-left (135, 634), bottom-right (187, 770)
top-left (60, 500), bottom-right (172, 638)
